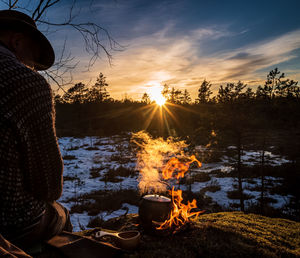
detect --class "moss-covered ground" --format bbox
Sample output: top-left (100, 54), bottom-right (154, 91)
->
top-left (93, 212), bottom-right (300, 258)
top-left (38, 212), bottom-right (300, 258)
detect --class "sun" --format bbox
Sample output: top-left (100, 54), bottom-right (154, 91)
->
top-left (148, 87), bottom-right (166, 106)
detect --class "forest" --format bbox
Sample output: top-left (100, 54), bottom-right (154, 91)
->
top-left (54, 68), bottom-right (300, 140)
top-left (54, 68), bottom-right (300, 221)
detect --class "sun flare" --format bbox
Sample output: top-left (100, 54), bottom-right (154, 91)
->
top-left (148, 87), bottom-right (166, 106)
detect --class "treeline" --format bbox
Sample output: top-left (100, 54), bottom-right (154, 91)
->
top-left (54, 68), bottom-right (299, 105)
top-left (54, 67), bottom-right (300, 141)
top-left (55, 73), bottom-right (112, 104)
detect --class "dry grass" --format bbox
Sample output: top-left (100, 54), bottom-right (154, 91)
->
top-left (89, 167), bottom-right (102, 178)
top-left (227, 190), bottom-right (254, 200)
top-left (63, 154), bottom-right (77, 160)
top-left (100, 166), bottom-right (136, 182)
top-left (70, 189), bottom-right (140, 216)
top-left (192, 172), bottom-right (211, 182)
top-left (87, 216), bottom-right (105, 228)
top-left (85, 146), bottom-right (99, 151)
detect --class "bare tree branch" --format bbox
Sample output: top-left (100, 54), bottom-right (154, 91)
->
top-left (44, 70), bottom-right (69, 95)
top-left (31, 0), bottom-right (44, 19)
top-left (37, 0), bottom-right (123, 67)
top-left (42, 38), bottom-right (78, 93)
top-left (7, 0), bottom-right (18, 9)
top-left (32, 0), bottom-right (61, 21)
top-left (1, 0), bottom-right (123, 88)
top-left (34, 0), bottom-right (124, 68)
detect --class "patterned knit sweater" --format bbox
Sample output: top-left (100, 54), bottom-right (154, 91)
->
top-left (0, 45), bottom-right (63, 230)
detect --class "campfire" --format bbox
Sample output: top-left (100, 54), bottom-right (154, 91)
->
top-left (133, 132), bottom-right (205, 234)
top-left (156, 187), bottom-right (202, 231)
top-left (157, 156), bottom-right (204, 232)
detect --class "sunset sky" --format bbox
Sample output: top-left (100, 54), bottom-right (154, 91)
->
top-left (1, 0), bottom-right (300, 100)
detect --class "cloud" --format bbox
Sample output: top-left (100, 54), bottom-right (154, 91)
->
top-left (227, 52), bottom-right (252, 60)
top-left (56, 22), bottom-right (300, 100)
top-left (219, 30), bottom-right (300, 81)
top-left (87, 26), bottom-right (230, 97)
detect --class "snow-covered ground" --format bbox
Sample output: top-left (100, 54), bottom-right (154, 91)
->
top-left (58, 136), bottom-right (292, 231)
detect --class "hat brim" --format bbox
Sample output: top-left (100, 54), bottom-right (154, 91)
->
top-left (0, 18), bottom-right (55, 70)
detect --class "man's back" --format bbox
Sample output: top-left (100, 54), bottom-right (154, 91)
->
top-left (0, 44), bottom-right (63, 233)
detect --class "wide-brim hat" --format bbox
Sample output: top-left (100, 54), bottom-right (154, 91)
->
top-left (0, 10), bottom-right (55, 70)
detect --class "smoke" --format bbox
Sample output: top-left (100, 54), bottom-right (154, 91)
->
top-left (131, 131), bottom-right (187, 195)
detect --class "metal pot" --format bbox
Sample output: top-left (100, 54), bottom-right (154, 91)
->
top-left (138, 195), bottom-right (172, 230)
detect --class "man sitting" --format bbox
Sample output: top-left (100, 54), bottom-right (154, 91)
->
top-left (0, 10), bottom-right (72, 249)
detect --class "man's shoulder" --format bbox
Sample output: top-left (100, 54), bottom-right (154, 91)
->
top-left (0, 54), bottom-right (50, 91)
top-left (0, 54), bottom-right (53, 115)
top-left (0, 54), bottom-right (45, 78)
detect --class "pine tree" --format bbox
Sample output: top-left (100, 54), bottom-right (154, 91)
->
top-left (197, 80), bottom-right (212, 103)
top-left (88, 73), bottom-right (110, 103)
top-left (141, 93), bottom-right (151, 104)
top-left (183, 89), bottom-right (192, 104)
top-left (216, 81), bottom-right (247, 103)
top-left (63, 82), bottom-right (88, 103)
top-left (162, 84), bottom-right (170, 101)
top-left (263, 68), bottom-right (285, 99)
top-left (256, 68), bottom-right (299, 99)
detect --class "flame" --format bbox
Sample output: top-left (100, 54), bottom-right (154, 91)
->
top-left (157, 187), bottom-right (204, 231)
top-left (158, 155), bottom-right (204, 231)
top-left (162, 155), bottom-right (202, 180)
